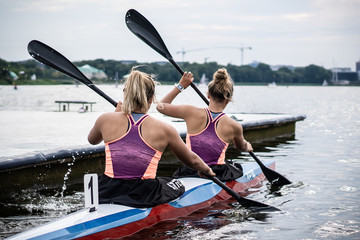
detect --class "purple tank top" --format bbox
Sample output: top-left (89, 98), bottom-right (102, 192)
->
top-left (186, 108), bottom-right (229, 165)
top-left (104, 114), bottom-right (162, 179)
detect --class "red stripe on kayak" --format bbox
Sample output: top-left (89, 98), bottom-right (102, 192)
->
top-left (77, 167), bottom-right (272, 240)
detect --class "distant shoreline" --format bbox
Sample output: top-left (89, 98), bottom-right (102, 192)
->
top-left (1, 80), bottom-right (359, 87)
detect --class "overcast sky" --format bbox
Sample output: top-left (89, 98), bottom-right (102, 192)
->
top-left (1, 0), bottom-right (359, 70)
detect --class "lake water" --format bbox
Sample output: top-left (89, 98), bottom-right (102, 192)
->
top-left (0, 85), bottom-right (359, 239)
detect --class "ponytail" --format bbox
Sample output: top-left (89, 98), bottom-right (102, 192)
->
top-left (122, 67), bottom-right (157, 114)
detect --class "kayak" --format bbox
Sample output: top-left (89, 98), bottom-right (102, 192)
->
top-left (8, 160), bottom-right (275, 240)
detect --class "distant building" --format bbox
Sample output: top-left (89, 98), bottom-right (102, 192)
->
top-left (330, 67), bottom-right (358, 85)
top-left (78, 64), bottom-right (107, 79)
top-left (9, 71), bottom-right (18, 80)
top-left (356, 60), bottom-right (360, 80)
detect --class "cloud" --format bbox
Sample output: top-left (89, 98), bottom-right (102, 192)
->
top-left (12, 0), bottom-right (73, 12)
top-left (0, 0), bottom-right (358, 69)
top-left (283, 13), bottom-right (311, 21)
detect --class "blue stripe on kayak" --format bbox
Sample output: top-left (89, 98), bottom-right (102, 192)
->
top-left (29, 208), bottom-right (152, 240)
top-left (15, 160), bottom-right (275, 240)
top-left (170, 160), bottom-right (274, 208)
top-left (169, 182), bottom-right (222, 208)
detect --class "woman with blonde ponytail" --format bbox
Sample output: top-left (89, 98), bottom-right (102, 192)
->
top-left (88, 67), bottom-right (214, 208)
top-left (157, 68), bottom-right (253, 181)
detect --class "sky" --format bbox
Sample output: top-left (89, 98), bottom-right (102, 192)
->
top-left (0, 0), bottom-right (359, 70)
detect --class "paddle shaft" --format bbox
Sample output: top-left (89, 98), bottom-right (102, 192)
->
top-left (126, 10), bottom-right (284, 210)
top-left (86, 85), bottom-right (117, 108)
top-left (125, 9), bottom-right (291, 187)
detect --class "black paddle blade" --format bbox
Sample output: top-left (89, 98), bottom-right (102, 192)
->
top-left (125, 9), bottom-right (174, 62)
top-left (208, 176), bottom-right (280, 211)
top-left (125, 9), bottom-right (209, 104)
top-left (264, 167), bottom-right (292, 186)
top-left (27, 40), bottom-right (92, 85)
top-left (249, 152), bottom-right (291, 186)
top-left (27, 40), bottom-right (118, 107)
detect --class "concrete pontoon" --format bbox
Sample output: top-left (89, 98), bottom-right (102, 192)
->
top-left (0, 113), bottom-right (305, 201)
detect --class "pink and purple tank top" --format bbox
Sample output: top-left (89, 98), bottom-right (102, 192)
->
top-left (186, 108), bottom-right (229, 166)
top-left (104, 114), bottom-right (162, 179)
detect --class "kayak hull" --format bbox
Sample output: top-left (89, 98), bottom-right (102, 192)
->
top-left (8, 160), bottom-right (275, 240)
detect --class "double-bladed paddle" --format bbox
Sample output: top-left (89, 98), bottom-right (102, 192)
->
top-left (27, 40), bottom-right (118, 107)
top-left (125, 9), bottom-right (209, 105)
top-left (125, 8), bottom-right (291, 187)
top-left (27, 40), bottom-right (280, 211)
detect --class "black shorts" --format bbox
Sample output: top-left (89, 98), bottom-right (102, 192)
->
top-left (98, 175), bottom-right (185, 208)
top-left (173, 161), bottom-right (243, 182)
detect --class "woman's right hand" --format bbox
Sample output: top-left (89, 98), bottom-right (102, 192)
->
top-left (115, 101), bottom-right (122, 112)
top-left (179, 71), bottom-right (194, 89)
top-left (200, 167), bottom-right (215, 178)
top-left (246, 141), bottom-right (253, 152)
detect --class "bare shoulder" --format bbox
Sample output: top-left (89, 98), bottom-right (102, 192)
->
top-left (222, 114), bottom-right (240, 125)
top-left (141, 115), bottom-right (180, 151)
top-left (95, 112), bottom-right (126, 125)
top-left (145, 115), bottom-right (177, 134)
top-left (187, 105), bottom-right (206, 115)
top-left (220, 115), bottom-right (243, 133)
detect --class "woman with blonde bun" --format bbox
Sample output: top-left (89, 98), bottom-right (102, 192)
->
top-left (157, 68), bottom-right (253, 181)
top-left (88, 67), bottom-right (215, 208)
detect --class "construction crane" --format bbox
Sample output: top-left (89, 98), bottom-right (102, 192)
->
top-left (217, 46), bottom-right (252, 65)
top-left (176, 48), bottom-right (208, 62)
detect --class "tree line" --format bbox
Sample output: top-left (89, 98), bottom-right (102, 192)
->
top-left (1, 57), bottom-right (332, 85)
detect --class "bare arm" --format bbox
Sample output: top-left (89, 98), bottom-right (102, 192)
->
top-left (157, 102), bottom-right (199, 120)
top-left (88, 115), bottom-right (105, 145)
top-left (233, 123), bottom-right (253, 152)
top-left (160, 71), bottom-right (194, 104)
top-left (88, 101), bottom-right (122, 144)
top-left (157, 72), bottom-right (202, 120)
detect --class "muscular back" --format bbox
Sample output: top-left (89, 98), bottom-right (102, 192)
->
top-left (184, 108), bottom-right (242, 145)
top-left (88, 112), bottom-right (171, 153)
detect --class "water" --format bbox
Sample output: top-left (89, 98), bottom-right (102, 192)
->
top-left (1, 85), bottom-right (360, 239)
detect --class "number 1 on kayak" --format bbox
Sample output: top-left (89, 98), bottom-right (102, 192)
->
top-left (84, 174), bottom-right (99, 212)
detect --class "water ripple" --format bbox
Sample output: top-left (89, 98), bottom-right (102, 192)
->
top-left (315, 220), bottom-right (360, 238)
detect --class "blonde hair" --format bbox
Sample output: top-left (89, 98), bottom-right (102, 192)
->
top-left (208, 68), bottom-right (233, 102)
top-left (122, 67), bottom-right (157, 114)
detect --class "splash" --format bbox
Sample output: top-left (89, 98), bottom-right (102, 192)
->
top-left (55, 155), bottom-right (77, 199)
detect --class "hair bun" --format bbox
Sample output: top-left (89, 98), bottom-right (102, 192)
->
top-left (214, 68), bottom-right (228, 83)
top-left (208, 68), bottom-right (233, 102)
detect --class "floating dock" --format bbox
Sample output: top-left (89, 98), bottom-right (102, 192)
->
top-left (0, 113), bottom-right (305, 201)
